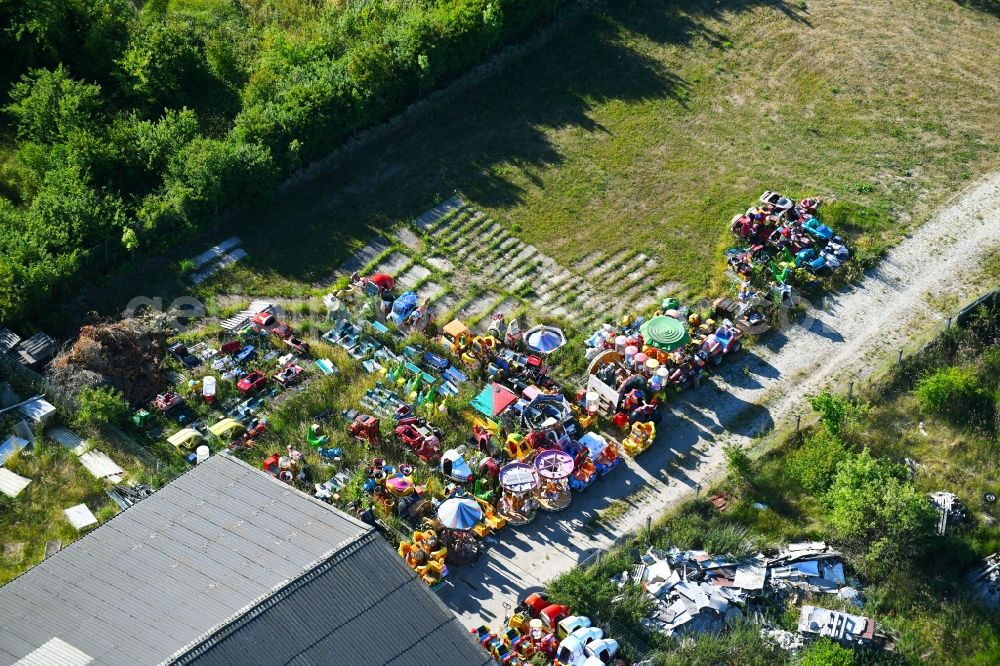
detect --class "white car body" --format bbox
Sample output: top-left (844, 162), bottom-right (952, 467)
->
top-left (557, 627), bottom-right (604, 665)
top-left (760, 190), bottom-right (793, 210)
top-left (557, 615), bottom-right (592, 639)
top-left (585, 638), bottom-right (619, 664)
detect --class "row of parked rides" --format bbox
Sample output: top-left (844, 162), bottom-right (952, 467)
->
top-left (471, 593), bottom-right (620, 666)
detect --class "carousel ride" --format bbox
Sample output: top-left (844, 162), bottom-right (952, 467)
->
top-left (498, 462), bottom-right (541, 526)
top-left (534, 449), bottom-right (574, 512)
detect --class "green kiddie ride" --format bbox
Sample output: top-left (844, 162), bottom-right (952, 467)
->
top-left (306, 423), bottom-right (329, 448)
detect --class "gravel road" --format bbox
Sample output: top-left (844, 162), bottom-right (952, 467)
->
top-left (438, 173), bottom-right (1000, 627)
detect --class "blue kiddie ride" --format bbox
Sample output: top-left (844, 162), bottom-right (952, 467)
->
top-left (796, 248), bottom-right (828, 272)
top-left (802, 216), bottom-right (833, 240)
top-left (387, 290), bottom-right (418, 326)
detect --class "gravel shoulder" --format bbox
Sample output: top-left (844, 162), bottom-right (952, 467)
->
top-left (438, 173), bottom-right (1000, 627)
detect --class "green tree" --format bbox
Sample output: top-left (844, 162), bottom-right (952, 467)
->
top-left (121, 227), bottom-right (138, 253)
top-left (116, 19), bottom-right (213, 112)
top-left (26, 163), bottom-right (126, 254)
top-left (482, 3), bottom-right (503, 48)
top-left (76, 385), bottom-right (129, 428)
top-left (798, 639), bottom-right (853, 666)
top-left (5, 65), bottom-right (102, 144)
top-left (825, 449), bottom-right (937, 574)
top-left (810, 389), bottom-right (849, 436)
top-left (164, 137), bottom-right (275, 219)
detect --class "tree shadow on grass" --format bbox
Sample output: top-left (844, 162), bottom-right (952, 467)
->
top-left (231, 0), bottom-right (810, 285)
top-left (68, 0), bottom-right (809, 323)
top-left (953, 0), bottom-right (1000, 18)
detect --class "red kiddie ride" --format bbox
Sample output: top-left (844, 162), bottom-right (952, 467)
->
top-left (349, 414), bottom-right (383, 448)
top-left (517, 592), bottom-right (569, 632)
top-left (154, 391), bottom-right (184, 412)
top-left (394, 417), bottom-right (442, 463)
top-left (237, 370), bottom-right (267, 393)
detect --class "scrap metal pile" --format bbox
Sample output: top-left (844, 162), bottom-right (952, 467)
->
top-left (970, 552), bottom-right (1000, 608)
top-left (623, 542), bottom-right (877, 648)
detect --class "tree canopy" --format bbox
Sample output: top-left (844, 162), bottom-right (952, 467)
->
top-left (0, 0), bottom-right (572, 324)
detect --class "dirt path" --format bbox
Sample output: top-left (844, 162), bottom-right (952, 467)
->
top-left (437, 173), bottom-right (1000, 627)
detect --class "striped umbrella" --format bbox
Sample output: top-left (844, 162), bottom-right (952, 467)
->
top-left (437, 497), bottom-right (483, 531)
top-left (524, 325), bottom-right (567, 354)
top-left (640, 315), bottom-right (690, 352)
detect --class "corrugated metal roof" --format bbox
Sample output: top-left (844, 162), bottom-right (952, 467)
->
top-left (173, 535), bottom-right (491, 666)
top-left (15, 332), bottom-right (54, 362)
top-left (0, 455), bottom-right (371, 666)
top-left (0, 328), bottom-right (20, 354)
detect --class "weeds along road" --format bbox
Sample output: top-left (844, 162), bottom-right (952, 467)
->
top-left (438, 173), bottom-right (1000, 628)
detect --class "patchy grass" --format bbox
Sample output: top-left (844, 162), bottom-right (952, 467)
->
top-left (59, 0), bottom-right (1000, 334)
top-left (0, 439), bottom-right (140, 584)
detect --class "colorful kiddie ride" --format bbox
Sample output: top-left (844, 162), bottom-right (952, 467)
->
top-left (306, 423), bottom-right (329, 447)
top-left (394, 417), bottom-right (442, 463)
top-left (237, 370), bottom-right (267, 394)
top-left (579, 432), bottom-right (622, 477)
top-left (556, 623), bottom-right (619, 666)
top-left (262, 445), bottom-right (305, 484)
top-left (568, 447), bottom-right (598, 492)
top-left (441, 319), bottom-right (472, 356)
top-left (534, 449), bottom-right (574, 512)
top-left (475, 617), bottom-right (556, 664)
top-left (516, 593), bottom-right (570, 633)
top-left (348, 413), bottom-right (383, 448)
top-left (398, 529), bottom-right (448, 587)
top-left (498, 462), bottom-right (540, 526)
top-left (167, 427), bottom-right (204, 451)
top-left (622, 420), bottom-right (655, 457)
top-left (713, 294), bottom-right (769, 336)
top-left (154, 391), bottom-right (184, 412)
top-left (473, 594), bottom-right (627, 666)
top-left (697, 320), bottom-right (743, 367)
top-left (436, 497), bottom-right (483, 565)
top-left (274, 362), bottom-right (304, 387)
top-left (440, 447), bottom-right (475, 483)
top-left (505, 432), bottom-right (534, 461)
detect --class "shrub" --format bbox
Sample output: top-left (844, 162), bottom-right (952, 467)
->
top-left (724, 444), bottom-right (755, 491)
top-left (914, 366), bottom-right (992, 424)
top-left (824, 449), bottom-right (937, 575)
top-left (76, 385), bottom-right (129, 428)
top-left (656, 620), bottom-right (789, 666)
top-left (788, 429), bottom-right (850, 494)
top-left (95, 501), bottom-right (120, 524)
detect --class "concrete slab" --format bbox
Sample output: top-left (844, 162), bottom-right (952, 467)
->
top-left (397, 264), bottom-right (432, 289)
top-left (63, 504), bottom-right (98, 531)
top-left (427, 256), bottom-right (455, 273)
top-left (335, 236), bottom-right (391, 276)
top-left (414, 195), bottom-right (464, 230)
top-left (417, 281), bottom-right (445, 302)
top-left (2, 542), bottom-right (25, 563)
top-left (0, 469), bottom-right (31, 498)
top-left (370, 251), bottom-right (410, 277)
top-left (456, 292), bottom-right (499, 322)
top-left (433, 293), bottom-right (461, 317)
top-left (396, 227), bottom-right (422, 251)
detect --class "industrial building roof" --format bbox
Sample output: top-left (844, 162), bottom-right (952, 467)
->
top-left (0, 454), bottom-right (488, 666)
